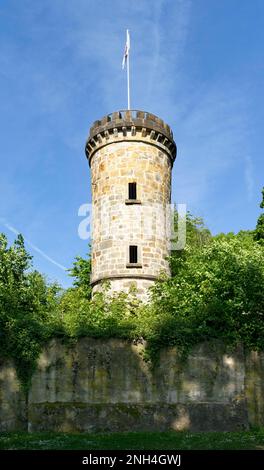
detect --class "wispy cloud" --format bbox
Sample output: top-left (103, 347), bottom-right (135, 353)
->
top-left (244, 154), bottom-right (254, 202)
top-left (0, 219), bottom-right (67, 271)
top-left (0, 0), bottom-right (261, 283)
top-left (145, 0), bottom-right (191, 108)
top-left (173, 80), bottom-right (250, 213)
top-left (54, 0), bottom-right (193, 115)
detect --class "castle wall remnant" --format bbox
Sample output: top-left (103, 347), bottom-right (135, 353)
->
top-left (85, 110), bottom-right (177, 299)
top-left (1, 339), bottom-right (264, 432)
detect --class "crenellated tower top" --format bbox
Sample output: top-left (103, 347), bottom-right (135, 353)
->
top-left (85, 109), bottom-right (177, 165)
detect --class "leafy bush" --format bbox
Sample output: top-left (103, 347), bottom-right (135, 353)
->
top-left (67, 253), bottom-right (92, 300)
top-left (58, 285), bottom-right (140, 339)
top-left (254, 187), bottom-right (264, 243)
top-left (1, 204), bottom-right (264, 390)
top-left (0, 234), bottom-right (61, 390)
top-left (146, 231), bottom-right (264, 358)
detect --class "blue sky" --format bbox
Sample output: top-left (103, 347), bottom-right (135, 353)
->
top-left (0, 0), bottom-right (263, 287)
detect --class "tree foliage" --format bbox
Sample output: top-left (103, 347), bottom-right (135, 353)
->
top-left (254, 187), bottom-right (264, 242)
top-left (1, 190), bottom-right (264, 390)
top-left (170, 211), bottom-right (211, 276)
top-left (145, 230), bottom-right (264, 357)
top-left (0, 233), bottom-right (61, 389)
top-left (67, 253), bottom-right (92, 300)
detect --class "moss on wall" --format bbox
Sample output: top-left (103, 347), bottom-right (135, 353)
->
top-left (1, 338), bottom-right (264, 432)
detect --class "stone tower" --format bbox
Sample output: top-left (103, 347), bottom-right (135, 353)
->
top-left (85, 110), bottom-right (177, 300)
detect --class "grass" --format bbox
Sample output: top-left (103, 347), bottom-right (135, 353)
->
top-left (0, 430), bottom-right (264, 450)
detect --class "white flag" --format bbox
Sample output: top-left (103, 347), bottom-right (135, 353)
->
top-left (122, 29), bottom-right (130, 69)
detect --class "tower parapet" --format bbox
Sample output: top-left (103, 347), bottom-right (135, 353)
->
top-left (85, 110), bottom-right (177, 300)
top-left (86, 110), bottom-right (176, 164)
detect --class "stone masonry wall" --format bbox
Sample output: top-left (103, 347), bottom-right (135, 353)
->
top-left (1, 338), bottom-right (264, 432)
top-left (90, 141), bottom-right (172, 298)
top-left (0, 358), bottom-right (26, 431)
top-left (86, 110), bottom-right (176, 300)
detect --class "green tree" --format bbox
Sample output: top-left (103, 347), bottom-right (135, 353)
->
top-left (0, 233), bottom-right (60, 389)
top-left (170, 211), bottom-right (211, 276)
top-left (68, 252), bottom-right (92, 299)
top-left (147, 231), bottom-right (264, 355)
top-left (254, 187), bottom-right (264, 242)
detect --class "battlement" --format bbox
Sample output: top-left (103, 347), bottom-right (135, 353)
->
top-left (85, 110), bottom-right (177, 165)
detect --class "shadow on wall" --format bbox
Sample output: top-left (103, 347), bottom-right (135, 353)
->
top-left (1, 337), bottom-right (263, 433)
top-left (245, 350), bottom-right (264, 427)
top-left (0, 358), bottom-right (27, 431)
top-left (23, 338), bottom-right (250, 433)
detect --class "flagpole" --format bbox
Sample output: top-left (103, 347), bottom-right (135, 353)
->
top-left (127, 33), bottom-right (130, 110)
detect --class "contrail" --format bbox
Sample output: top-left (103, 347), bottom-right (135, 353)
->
top-left (0, 219), bottom-right (67, 271)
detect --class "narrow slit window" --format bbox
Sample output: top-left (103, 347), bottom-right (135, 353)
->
top-left (129, 245), bottom-right (138, 264)
top-left (128, 182), bottom-right (137, 200)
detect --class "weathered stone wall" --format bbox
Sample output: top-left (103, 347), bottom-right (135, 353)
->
top-left (86, 110), bottom-right (176, 300)
top-left (90, 141), bottom-right (172, 299)
top-left (0, 358), bottom-right (26, 431)
top-left (1, 338), bottom-right (264, 432)
top-left (245, 351), bottom-right (264, 427)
